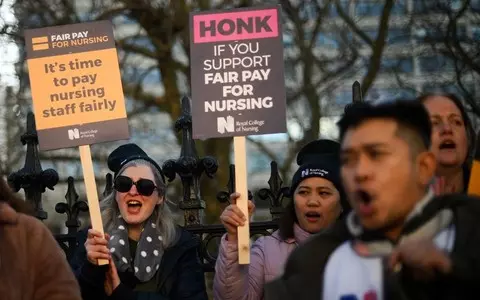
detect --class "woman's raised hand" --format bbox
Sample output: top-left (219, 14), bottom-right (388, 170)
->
top-left (85, 229), bottom-right (111, 265)
top-left (220, 192), bottom-right (255, 242)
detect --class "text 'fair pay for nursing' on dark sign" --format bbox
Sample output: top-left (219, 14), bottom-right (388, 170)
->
top-left (190, 6), bottom-right (287, 139)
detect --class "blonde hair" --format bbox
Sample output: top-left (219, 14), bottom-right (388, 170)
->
top-left (100, 159), bottom-right (178, 248)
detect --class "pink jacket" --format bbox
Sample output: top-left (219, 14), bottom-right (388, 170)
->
top-left (213, 224), bottom-right (311, 300)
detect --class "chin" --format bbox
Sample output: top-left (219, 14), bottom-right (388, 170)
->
top-left (359, 218), bottom-right (385, 231)
top-left (122, 214), bottom-right (148, 225)
top-left (438, 154), bottom-right (460, 164)
top-left (303, 223), bottom-right (324, 234)
top-left (439, 159), bottom-right (461, 168)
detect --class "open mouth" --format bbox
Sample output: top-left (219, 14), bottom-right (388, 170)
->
top-left (127, 200), bottom-right (142, 208)
top-left (439, 140), bottom-right (456, 150)
top-left (356, 190), bottom-right (376, 217)
top-left (357, 190), bottom-right (373, 204)
top-left (305, 211), bottom-right (321, 222)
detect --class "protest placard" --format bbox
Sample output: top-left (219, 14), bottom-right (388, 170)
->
top-left (25, 20), bottom-right (129, 265)
top-left (190, 5), bottom-right (286, 264)
top-left (190, 5), bottom-right (286, 139)
top-left (25, 20), bottom-right (129, 151)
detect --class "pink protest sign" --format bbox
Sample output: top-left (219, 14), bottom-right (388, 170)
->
top-left (189, 5), bottom-right (287, 140)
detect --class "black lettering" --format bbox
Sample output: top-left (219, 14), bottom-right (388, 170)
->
top-left (218, 19), bottom-right (235, 35)
top-left (255, 16), bottom-right (272, 32)
top-left (199, 20), bottom-right (215, 37)
top-left (201, 15), bottom-right (272, 38)
top-left (236, 17), bottom-right (253, 34)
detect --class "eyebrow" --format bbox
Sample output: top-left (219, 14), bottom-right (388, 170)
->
top-left (341, 142), bottom-right (389, 153)
top-left (297, 185), bottom-right (311, 190)
top-left (431, 113), bottom-right (462, 119)
top-left (298, 185), bottom-right (332, 191)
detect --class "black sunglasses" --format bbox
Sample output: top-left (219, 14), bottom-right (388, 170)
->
top-left (114, 175), bottom-right (158, 196)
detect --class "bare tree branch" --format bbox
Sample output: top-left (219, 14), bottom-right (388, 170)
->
top-left (360, 0), bottom-right (395, 95)
top-left (335, 0), bottom-right (374, 46)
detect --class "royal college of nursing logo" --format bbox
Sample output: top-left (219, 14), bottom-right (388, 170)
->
top-left (68, 128), bottom-right (80, 140)
top-left (301, 168), bottom-right (328, 178)
top-left (217, 116), bottom-right (234, 134)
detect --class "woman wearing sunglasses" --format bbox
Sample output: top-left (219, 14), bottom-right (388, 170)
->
top-left (71, 143), bottom-right (208, 300)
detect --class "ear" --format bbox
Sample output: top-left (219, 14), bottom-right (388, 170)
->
top-left (416, 151), bottom-right (436, 186)
top-left (156, 195), bottom-right (164, 205)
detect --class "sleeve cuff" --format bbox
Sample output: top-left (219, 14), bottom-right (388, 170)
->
top-left (109, 283), bottom-right (136, 300)
top-left (80, 261), bottom-right (108, 284)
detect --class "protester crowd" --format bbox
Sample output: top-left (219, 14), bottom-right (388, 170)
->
top-left (1, 83), bottom-right (479, 300)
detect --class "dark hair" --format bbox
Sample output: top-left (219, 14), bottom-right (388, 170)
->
top-left (278, 140), bottom-right (350, 240)
top-left (338, 100), bottom-right (432, 152)
top-left (0, 176), bottom-right (34, 215)
top-left (278, 200), bottom-right (297, 240)
top-left (417, 92), bottom-right (476, 165)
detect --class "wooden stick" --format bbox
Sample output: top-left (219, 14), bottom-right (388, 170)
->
top-left (79, 145), bottom-right (109, 266)
top-left (233, 136), bottom-right (250, 264)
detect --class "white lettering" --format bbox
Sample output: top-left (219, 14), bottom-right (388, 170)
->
top-left (204, 97), bottom-right (273, 112)
top-left (203, 55), bottom-right (271, 71)
top-left (204, 71), bottom-right (239, 84)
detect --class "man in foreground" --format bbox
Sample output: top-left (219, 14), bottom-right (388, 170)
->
top-left (265, 100), bottom-right (480, 299)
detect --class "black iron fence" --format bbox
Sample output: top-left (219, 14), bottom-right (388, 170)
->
top-left (7, 96), bottom-right (289, 272)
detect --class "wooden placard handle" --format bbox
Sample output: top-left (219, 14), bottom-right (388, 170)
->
top-left (233, 136), bottom-right (250, 264)
top-left (79, 145), bottom-right (109, 266)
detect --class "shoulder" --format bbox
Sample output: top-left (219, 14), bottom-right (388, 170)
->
top-left (3, 206), bottom-right (50, 242)
top-left (171, 226), bottom-right (200, 251)
top-left (295, 220), bottom-right (350, 255)
top-left (435, 193), bottom-right (480, 217)
top-left (19, 213), bottom-right (58, 248)
top-left (284, 220), bottom-right (351, 277)
top-left (253, 230), bottom-right (293, 250)
top-left (7, 210), bottom-right (65, 261)
top-left (0, 202), bottom-right (19, 225)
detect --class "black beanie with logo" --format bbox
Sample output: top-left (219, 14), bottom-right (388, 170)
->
top-left (289, 139), bottom-right (342, 197)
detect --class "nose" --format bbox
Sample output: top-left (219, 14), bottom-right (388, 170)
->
top-left (353, 155), bottom-right (372, 183)
top-left (128, 183), bottom-right (139, 195)
top-left (306, 195), bottom-right (321, 207)
top-left (440, 120), bottom-right (453, 134)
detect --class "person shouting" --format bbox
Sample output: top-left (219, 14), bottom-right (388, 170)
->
top-left (213, 139), bottom-right (350, 300)
top-left (71, 143), bottom-right (208, 300)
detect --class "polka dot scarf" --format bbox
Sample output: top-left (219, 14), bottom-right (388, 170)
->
top-left (108, 213), bottom-right (164, 282)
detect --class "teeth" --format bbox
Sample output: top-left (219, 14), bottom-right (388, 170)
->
top-left (127, 200), bottom-right (141, 205)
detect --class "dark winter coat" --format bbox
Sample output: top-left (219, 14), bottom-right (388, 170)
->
top-left (70, 226), bottom-right (208, 300)
top-left (265, 193), bottom-right (480, 300)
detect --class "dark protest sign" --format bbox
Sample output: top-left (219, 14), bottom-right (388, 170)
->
top-left (24, 20), bottom-right (129, 151)
top-left (189, 5), bottom-right (287, 139)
